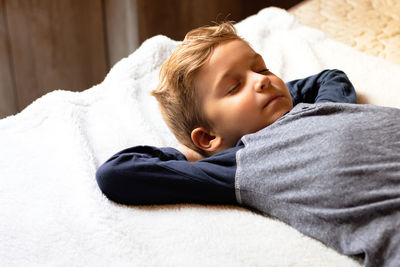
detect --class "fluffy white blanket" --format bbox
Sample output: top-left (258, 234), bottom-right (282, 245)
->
top-left (1, 7), bottom-right (399, 266)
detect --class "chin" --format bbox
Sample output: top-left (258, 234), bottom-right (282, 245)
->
top-left (266, 109), bottom-right (289, 127)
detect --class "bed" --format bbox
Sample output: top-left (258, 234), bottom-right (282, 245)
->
top-left (1, 3), bottom-right (400, 266)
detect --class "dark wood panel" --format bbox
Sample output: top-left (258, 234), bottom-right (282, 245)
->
top-left (136, 0), bottom-right (303, 43)
top-left (0, 0), bottom-right (17, 118)
top-left (5, 0), bottom-right (108, 110)
top-left (137, 0), bottom-right (240, 43)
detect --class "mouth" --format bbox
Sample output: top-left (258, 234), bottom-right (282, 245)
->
top-left (263, 95), bottom-right (282, 108)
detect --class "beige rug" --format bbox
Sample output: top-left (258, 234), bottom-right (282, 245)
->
top-left (289, 0), bottom-right (400, 64)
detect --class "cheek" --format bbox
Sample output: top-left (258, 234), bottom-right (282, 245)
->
top-left (223, 95), bottom-right (252, 116)
top-left (204, 100), bottom-right (242, 133)
top-left (273, 77), bottom-right (290, 93)
top-left (203, 90), bottom-right (255, 127)
top-left (203, 99), bottom-right (227, 127)
top-left (225, 97), bottom-right (256, 127)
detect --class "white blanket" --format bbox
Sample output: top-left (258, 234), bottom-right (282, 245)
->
top-left (1, 7), bottom-right (399, 266)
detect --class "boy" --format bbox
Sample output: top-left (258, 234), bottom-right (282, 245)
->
top-left (96, 23), bottom-right (400, 266)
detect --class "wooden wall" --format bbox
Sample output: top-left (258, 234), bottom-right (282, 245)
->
top-left (0, 0), bottom-right (138, 119)
top-left (0, 0), bottom-right (108, 119)
top-left (0, 0), bottom-right (17, 117)
top-left (137, 0), bottom-right (301, 43)
top-left (0, 0), bottom-right (301, 119)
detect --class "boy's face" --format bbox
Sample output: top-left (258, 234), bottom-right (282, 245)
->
top-left (194, 39), bottom-right (293, 150)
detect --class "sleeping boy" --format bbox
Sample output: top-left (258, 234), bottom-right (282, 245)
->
top-left (96, 22), bottom-right (400, 267)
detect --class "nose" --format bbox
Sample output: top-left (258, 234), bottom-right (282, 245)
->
top-left (254, 72), bottom-right (270, 93)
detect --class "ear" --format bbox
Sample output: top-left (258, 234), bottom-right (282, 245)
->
top-left (191, 127), bottom-right (222, 152)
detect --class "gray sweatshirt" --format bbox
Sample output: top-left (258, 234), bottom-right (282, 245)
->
top-left (236, 103), bottom-right (400, 267)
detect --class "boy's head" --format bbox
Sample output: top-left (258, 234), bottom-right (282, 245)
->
top-left (152, 22), bottom-right (293, 156)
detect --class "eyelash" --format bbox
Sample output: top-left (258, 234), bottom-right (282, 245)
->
top-left (227, 68), bottom-right (269, 95)
top-left (227, 83), bottom-right (240, 95)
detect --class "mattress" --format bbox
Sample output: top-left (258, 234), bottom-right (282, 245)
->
top-left (289, 0), bottom-right (400, 64)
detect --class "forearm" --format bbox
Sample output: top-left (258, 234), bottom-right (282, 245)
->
top-left (95, 145), bottom-right (236, 205)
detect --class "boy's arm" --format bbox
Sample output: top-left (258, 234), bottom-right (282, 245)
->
top-left (286, 69), bottom-right (358, 105)
top-left (95, 145), bottom-right (237, 205)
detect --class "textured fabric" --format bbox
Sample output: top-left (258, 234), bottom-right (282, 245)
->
top-left (236, 103), bottom-right (400, 267)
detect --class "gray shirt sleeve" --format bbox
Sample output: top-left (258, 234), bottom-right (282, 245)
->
top-left (236, 103), bottom-right (400, 267)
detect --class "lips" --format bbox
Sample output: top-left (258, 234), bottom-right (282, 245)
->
top-left (263, 95), bottom-right (282, 108)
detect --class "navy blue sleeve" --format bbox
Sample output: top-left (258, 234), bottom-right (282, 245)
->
top-left (96, 145), bottom-right (239, 205)
top-left (286, 69), bottom-right (358, 105)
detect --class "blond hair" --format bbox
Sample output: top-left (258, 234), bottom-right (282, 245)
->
top-left (151, 22), bottom-right (244, 155)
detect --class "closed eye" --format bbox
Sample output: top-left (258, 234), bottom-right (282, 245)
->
top-left (258, 68), bottom-right (269, 74)
top-left (227, 83), bottom-right (240, 95)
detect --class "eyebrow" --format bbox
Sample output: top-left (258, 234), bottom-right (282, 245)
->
top-left (213, 53), bottom-right (263, 92)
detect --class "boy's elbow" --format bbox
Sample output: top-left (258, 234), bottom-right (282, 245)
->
top-left (95, 158), bottom-right (146, 205)
top-left (95, 162), bottom-right (115, 200)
